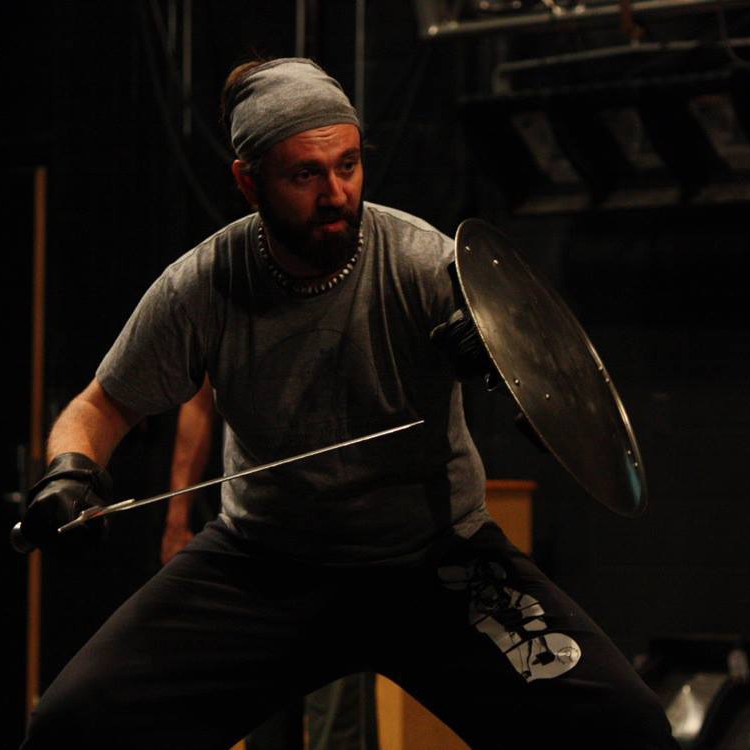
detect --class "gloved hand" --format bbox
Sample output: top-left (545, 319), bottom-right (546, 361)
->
top-left (430, 308), bottom-right (498, 386)
top-left (18, 452), bottom-right (113, 553)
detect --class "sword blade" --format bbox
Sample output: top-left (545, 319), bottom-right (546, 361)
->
top-left (58, 419), bottom-right (424, 535)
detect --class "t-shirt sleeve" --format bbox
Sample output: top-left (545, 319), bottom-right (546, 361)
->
top-left (368, 204), bottom-right (460, 333)
top-left (425, 235), bottom-right (461, 329)
top-left (405, 222), bottom-right (461, 332)
top-left (95, 259), bottom-right (209, 415)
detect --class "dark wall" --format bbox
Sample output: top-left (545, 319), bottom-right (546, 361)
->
top-left (3, 1), bottom-right (750, 745)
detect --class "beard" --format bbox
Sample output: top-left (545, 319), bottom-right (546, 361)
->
top-left (257, 189), bottom-right (363, 277)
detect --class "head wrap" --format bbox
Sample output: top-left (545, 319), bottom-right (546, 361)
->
top-left (229, 58), bottom-right (361, 161)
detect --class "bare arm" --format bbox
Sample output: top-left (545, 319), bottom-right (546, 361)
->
top-left (47, 378), bottom-right (143, 465)
top-left (162, 375), bottom-right (215, 563)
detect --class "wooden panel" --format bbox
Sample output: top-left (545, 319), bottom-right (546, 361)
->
top-left (484, 479), bottom-right (536, 555)
top-left (27, 166), bottom-right (48, 721)
top-left (376, 479), bottom-right (536, 749)
top-left (377, 676), bottom-right (469, 750)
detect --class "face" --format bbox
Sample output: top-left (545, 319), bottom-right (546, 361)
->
top-left (234, 123), bottom-right (364, 275)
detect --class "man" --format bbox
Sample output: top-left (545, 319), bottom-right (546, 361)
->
top-left (18, 58), bottom-right (678, 749)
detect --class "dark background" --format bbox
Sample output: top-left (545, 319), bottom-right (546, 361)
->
top-left (2, 1), bottom-right (750, 747)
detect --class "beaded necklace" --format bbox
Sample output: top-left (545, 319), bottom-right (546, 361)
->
top-left (257, 222), bottom-right (363, 298)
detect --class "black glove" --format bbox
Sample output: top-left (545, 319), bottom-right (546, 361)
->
top-left (430, 308), bottom-right (498, 385)
top-left (19, 452), bottom-right (113, 553)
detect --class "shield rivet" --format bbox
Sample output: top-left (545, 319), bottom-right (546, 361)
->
top-left (545, 393), bottom-right (550, 400)
top-left (493, 259), bottom-right (500, 266)
top-left (513, 378), bottom-right (521, 386)
top-left (465, 245), bottom-right (471, 253)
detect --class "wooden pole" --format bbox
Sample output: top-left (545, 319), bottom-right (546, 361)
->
top-left (26, 165), bottom-right (47, 720)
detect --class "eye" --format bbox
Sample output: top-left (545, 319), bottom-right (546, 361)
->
top-left (339, 158), bottom-right (359, 175)
top-left (293, 169), bottom-right (315, 183)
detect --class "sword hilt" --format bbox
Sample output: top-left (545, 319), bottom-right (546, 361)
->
top-left (10, 505), bottom-right (106, 553)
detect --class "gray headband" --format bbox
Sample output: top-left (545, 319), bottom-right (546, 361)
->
top-left (230, 58), bottom-right (361, 161)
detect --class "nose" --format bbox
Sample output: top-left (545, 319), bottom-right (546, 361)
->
top-left (320, 171), bottom-right (347, 207)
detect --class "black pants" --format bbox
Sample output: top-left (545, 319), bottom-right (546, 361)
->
top-left (22, 521), bottom-right (678, 750)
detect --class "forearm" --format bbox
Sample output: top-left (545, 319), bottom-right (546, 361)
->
top-left (169, 413), bottom-right (213, 491)
top-left (46, 379), bottom-right (142, 466)
top-left (161, 378), bottom-right (215, 563)
top-left (166, 444), bottom-right (210, 525)
top-left (166, 376), bottom-right (215, 522)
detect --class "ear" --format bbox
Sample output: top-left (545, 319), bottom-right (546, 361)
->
top-left (232, 160), bottom-right (258, 206)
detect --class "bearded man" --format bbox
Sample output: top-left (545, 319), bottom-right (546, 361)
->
top-left (18, 58), bottom-right (678, 750)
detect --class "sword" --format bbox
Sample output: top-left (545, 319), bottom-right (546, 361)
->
top-left (12, 420), bottom-right (424, 548)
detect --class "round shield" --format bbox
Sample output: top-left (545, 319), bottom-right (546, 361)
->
top-left (455, 218), bottom-right (647, 517)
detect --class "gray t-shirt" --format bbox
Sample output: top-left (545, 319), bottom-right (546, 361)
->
top-left (97, 203), bottom-right (490, 565)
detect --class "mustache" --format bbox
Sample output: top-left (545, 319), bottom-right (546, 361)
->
top-left (311, 207), bottom-right (357, 225)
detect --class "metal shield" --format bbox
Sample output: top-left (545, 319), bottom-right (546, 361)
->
top-left (454, 218), bottom-right (647, 517)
